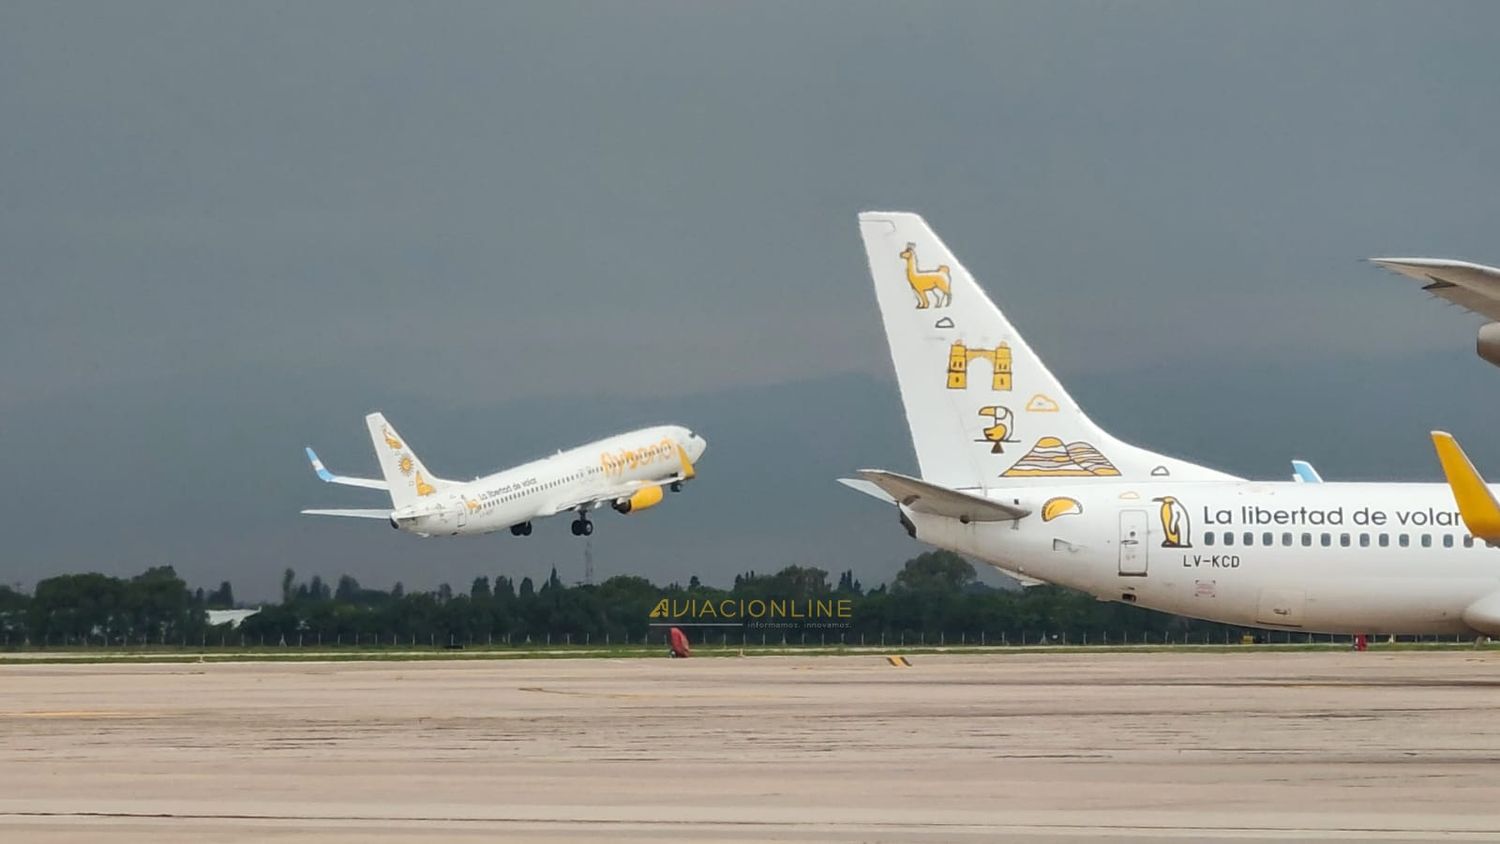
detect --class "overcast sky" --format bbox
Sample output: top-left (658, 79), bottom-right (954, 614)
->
top-left (4, 1), bottom-right (1500, 600)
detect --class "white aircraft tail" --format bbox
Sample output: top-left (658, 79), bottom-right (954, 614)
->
top-left (857, 211), bottom-right (1235, 490)
top-left (365, 412), bottom-right (450, 508)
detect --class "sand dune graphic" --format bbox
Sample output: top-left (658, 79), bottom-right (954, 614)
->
top-left (1002, 437), bottom-right (1121, 477)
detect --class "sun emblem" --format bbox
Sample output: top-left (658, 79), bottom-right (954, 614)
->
top-left (398, 454), bottom-right (415, 476)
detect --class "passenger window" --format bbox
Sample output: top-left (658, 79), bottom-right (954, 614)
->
top-left (1465, 534), bottom-right (1475, 548)
top-left (1205, 532), bottom-right (1216, 546)
top-left (1282, 532), bottom-right (1292, 546)
top-left (1443, 534), bottom-right (1454, 548)
top-left (1399, 534), bottom-right (1410, 547)
top-left (1421, 534), bottom-right (1432, 548)
top-left (1262, 532), bottom-right (1273, 546)
top-left (1378, 533), bottom-right (1389, 547)
top-left (1243, 531), bottom-right (1253, 546)
top-left (1223, 532), bottom-right (1234, 546)
top-left (1359, 533), bottom-right (1369, 547)
top-left (1301, 533), bottom-right (1312, 547)
top-left (1339, 533), bottom-right (1350, 547)
top-left (1320, 533), bottom-right (1331, 547)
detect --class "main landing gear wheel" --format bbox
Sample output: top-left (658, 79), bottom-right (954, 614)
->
top-left (509, 522), bottom-right (533, 537)
top-left (670, 481), bottom-right (683, 492)
top-left (570, 517), bottom-right (594, 537)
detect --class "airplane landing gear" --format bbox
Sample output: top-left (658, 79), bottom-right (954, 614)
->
top-left (670, 481), bottom-right (683, 492)
top-left (570, 517), bottom-right (594, 537)
top-left (509, 522), bottom-right (533, 537)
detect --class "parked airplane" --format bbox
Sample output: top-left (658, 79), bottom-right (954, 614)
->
top-left (1374, 257), bottom-right (1500, 370)
top-left (304, 413), bottom-right (705, 537)
top-left (845, 211), bottom-right (1500, 636)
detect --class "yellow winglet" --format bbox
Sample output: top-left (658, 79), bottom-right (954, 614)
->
top-left (1431, 431), bottom-right (1500, 541)
top-left (676, 444), bottom-right (696, 481)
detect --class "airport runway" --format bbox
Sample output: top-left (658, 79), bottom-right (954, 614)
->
top-left (3, 651), bottom-right (1500, 842)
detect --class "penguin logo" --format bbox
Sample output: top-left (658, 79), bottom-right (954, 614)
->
top-left (1153, 496), bottom-right (1191, 548)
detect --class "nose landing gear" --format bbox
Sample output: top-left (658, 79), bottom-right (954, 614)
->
top-left (670, 481), bottom-right (683, 493)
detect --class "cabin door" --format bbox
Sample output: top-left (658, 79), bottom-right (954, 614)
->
top-left (1119, 510), bottom-right (1149, 576)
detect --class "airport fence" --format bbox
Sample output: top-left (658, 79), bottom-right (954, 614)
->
top-left (0, 628), bottom-right (1487, 652)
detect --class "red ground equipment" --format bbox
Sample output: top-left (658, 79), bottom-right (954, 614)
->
top-left (668, 627), bottom-right (692, 658)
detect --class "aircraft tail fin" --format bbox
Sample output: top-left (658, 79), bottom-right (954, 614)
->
top-left (857, 211), bottom-right (1236, 489)
top-left (365, 412), bottom-right (449, 508)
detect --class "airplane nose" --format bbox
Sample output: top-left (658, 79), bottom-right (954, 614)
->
top-left (689, 434), bottom-right (707, 460)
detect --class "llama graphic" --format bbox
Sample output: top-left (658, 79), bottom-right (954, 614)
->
top-left (898, 243), bottom-right (952, 309)
top-left (381, 425), bottom-right (404, 451)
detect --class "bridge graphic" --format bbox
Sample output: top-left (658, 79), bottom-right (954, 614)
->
top-left (946, 341), bottom-right (1012, 391)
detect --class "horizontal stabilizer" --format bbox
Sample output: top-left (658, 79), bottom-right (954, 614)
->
top-left (1430, 431), bottom-right (1500, 542)
top-left (837, 477), bottom-right (897, 504)
top-left (854, 470), bottom-right (1029, 522)
top-left (300, 508), bottom-right (392, 520)
top-left (305, 447), bottom-right (389, 491)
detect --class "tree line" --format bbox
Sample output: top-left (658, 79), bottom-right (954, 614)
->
top-left (0, 552), bottom-right (1254, 647)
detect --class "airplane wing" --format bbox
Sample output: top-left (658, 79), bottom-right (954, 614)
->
top-left (546, 469), bottom-right (697, 517)
top-left (1372, 258), bottom-right (1500, 321)
top-left (546, 483), bottom-right (658, 517)
top-left (545, 495), bottom-right (607, 516)
top-left (305, 447), bottom-right (389, 491)
top-left (853, 469), bottom-right (1030, 522)
top-left (300, 508), bottom-right (392, 520)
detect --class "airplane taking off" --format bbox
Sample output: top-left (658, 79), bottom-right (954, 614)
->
top-left (1373, 257), bottom-right (1500, 370)
top-left (845, 211), bottom-right (1500, 636)
top-left (304, 413), bottom-right (705, 537)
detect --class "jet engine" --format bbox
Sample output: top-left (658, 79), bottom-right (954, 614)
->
top-left (613, 485), bottom-right (664, 514)
top-left (1478, 322), bottom-right (1500, 369)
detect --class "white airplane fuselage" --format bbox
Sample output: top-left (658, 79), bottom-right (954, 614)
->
top-left (849, 211), bottom-right (1500, 638)
top-left (919, 482), bottom-right (1497, 635)
top-left (395, 425), bottom-right (704, 537)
